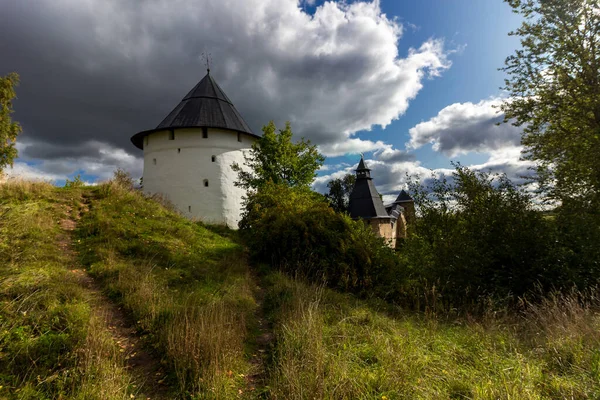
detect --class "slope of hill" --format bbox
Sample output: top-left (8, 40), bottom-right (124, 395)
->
top-left (1, 179), bottom-right (598, 399)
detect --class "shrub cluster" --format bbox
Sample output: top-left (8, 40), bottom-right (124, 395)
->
top-left (240, 181), bottom-right (403, 296)
top-left (399, 165), bottom-right (599, 307)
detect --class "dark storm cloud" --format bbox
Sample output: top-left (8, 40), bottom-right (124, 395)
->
top-left (1, 0), bottom-right (451, 180)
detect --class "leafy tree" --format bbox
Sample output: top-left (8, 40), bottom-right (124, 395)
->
top-left (325, 173), bottom-right (355, 213)
top-left (240, 181), bottom-right (404, 296)
top-left (0, 73), bottom-right (22, 174)
top-left (401, 164), bottom-right (558, 304)
top-left (232, 121), bottom-right (324, 191)
top-left (500, 0), bottom-right (600, 201)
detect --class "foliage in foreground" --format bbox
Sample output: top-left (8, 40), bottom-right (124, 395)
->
top-left (399, 165), bottom-right (561, 306)
top-left (3, 176), bottom-right (599, 400)
top-left (0, 72), bottom-right (21, 174)
top-left (397, 164), bottom-right (600, 309)
top-left (501, 0), bottom-right (600, 201)
top-left (0, 180), bottom-right (133, 399)
top-left (232, 121), bottom-right (324, 191)
top-left (240, 181), bottom-right (403, 297)
top-left (77, 180), bottom-right (257, 398)
top-left (264, 272), bottom-right (600, 399)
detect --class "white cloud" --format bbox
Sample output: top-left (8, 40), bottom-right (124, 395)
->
top-left (315, 146), bottom-right (532, 201)
top-left (319, 138), bottom-right (391, 157)
top-left (408, 98), bottom-right (522, 156)
top-left (4, 162), bottom-right (66, 182)
top-left (467, 145), bottom-right (534, 184)
top-left (11, 139), bottom-right (143, 183)
top-left (314, 156), bottom-right (451, 197)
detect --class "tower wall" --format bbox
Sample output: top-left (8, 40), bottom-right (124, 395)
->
top-left (398, 201), bottom-right (416, 225)
top-left (365, 218), bottom-right (397, 249)
top-left (142, 127), bottom-right (254, 228)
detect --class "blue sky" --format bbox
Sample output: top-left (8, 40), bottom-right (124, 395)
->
top-left (321, 0), bottom-right (522, 171)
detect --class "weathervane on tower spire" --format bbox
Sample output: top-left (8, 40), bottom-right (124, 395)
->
top-left (202, 51), bottom-right (212, 74)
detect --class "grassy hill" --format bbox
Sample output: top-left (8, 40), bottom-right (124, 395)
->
top-left (1, 179), bottom-right (598, 399)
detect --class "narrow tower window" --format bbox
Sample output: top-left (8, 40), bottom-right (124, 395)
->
top-left (188, 206), bottom-right (191, 212)
top-left (153, 158), bottom-right (157, 165)
top-left (144, 136), bottom-right (149, 147)
top-left (168, 130), bottom-right (175, 140)
top-left (202, 127), bottom-right (208, 138)
top-left (211, 155), bottom-right (216, 162)
top-left (178, 148), bottom-right (181, 153)
top-left (203, 179), bottom-right (209, 187)
top-left (237, 132), bottom-right (242, 142)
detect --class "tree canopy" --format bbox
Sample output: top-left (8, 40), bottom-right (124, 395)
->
top-left (325, 173), bottom-right (355, 213)
top-left (0, 73), bottom-right (21, 174)
top-left (403, 164), bottom-right (558, 301)
top-left (232, 121), bottom-right (324, 191)
top-left (501, 0), bottom-right (600, 201)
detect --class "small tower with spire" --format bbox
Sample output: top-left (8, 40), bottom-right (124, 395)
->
top-left (348, 156), bottom-right (397, 247)
top-left (131, 69), bottom-right (260, 228)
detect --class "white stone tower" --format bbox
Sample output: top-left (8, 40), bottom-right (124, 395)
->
top-left (131, 69), bottom-right (259, 228)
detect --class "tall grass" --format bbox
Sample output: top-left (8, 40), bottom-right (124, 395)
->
top-left (74, 311), bottom-right (133, 400)
top-left (265, 272), bottom-right (600, 399)
top-left (78, 181), bottom-right (257, 398)
top-left (0, 180), bottom-right (134, 399)
top-left (166, 300), bottom-right (248, 396)
top-left (0, 178), bottom-right (54, 201)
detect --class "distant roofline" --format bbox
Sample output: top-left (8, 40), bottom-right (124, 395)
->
top-left (130, 126), bottom-right (261, 150)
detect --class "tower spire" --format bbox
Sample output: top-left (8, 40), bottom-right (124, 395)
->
top-left (202, 51), bottom-right (212, 74)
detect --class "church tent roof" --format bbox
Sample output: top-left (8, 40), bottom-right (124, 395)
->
top-left (394, 189), bottom-right (413, 203)
top-left (356, 157), bottom-right (368, 171)
top-left (131, 70), bottom-right (258, 149)
top-left (348, 157), bottom-right (391, 220)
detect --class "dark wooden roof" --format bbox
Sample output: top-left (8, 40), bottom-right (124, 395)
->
top-left (356, 157), bottom-right (368, 171)
top-left (348, 157), bottom-right (391, 220)
top-left (394, 190), bottom-right (413, 203)
top-left (385, 203), bottom-right (403, 220)
top-left (131, 71), bottom-right (257, 149)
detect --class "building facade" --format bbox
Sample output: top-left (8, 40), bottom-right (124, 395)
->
top-left (131, 70), bottom-right (259, 228)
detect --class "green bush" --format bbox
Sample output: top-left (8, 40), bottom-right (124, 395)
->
top-left (553, 195), bottom-right (600, 289)
top-left (400, 165), bottom-right (560, 306)
top-left (112, 168), bottom-right (135, 190)
top-left (64, 174), bottom-right (85, 188)
top-left (240, 181), bottom-right (404, 296)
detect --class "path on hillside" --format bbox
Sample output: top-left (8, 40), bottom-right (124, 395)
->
top-left (58, 192), bottom-right (170, 400)
top-left (244, 271), bottom-right (276, 397)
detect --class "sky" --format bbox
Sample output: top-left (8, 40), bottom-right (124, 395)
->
top-left (0, 0), bottom-right (529, 202)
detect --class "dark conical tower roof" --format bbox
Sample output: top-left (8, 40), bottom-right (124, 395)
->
top-left (394, 189), bottom-right (413, 203)
top-left (131, 70), bottom-right (258, 149)
top-left (348, 156), bottom-right (390, 219)
top-left (356, 156), bottom-right (368, 171)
